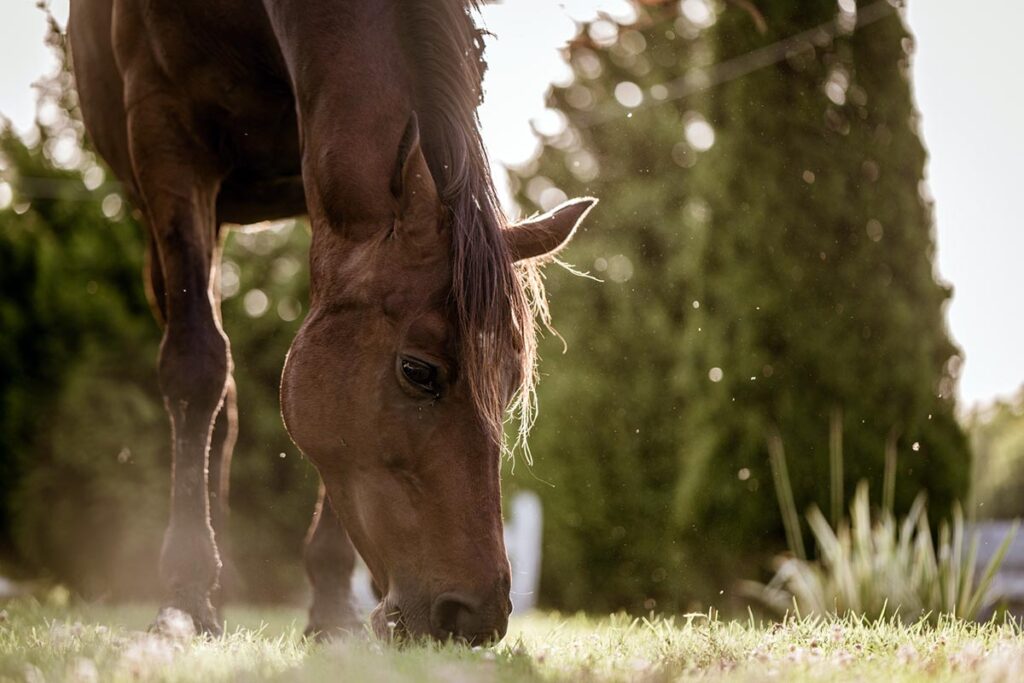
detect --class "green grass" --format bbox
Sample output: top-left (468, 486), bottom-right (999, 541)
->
top-left (746, 482), bottom-right (1018, 623)
top-left (759, 423), bottom-right (1019, 624)
top-left (2, 600), bottom-right (1023, 681)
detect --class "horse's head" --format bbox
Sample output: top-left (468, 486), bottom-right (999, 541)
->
top-left (281, 116), bottom-right (594, 644)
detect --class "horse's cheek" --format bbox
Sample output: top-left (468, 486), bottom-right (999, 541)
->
top-left (280, 334), bottom-right (340, 466)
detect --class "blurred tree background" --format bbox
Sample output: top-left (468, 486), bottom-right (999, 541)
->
top-left (968, 388), bottom-right (1024, 520)
top-left (0, 0), bottom-right (985, 613)
top-left (506, 0), bottom-right (968, 613)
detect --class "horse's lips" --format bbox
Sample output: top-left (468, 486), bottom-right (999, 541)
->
top-left (369, 599), bottom-right (407, 641)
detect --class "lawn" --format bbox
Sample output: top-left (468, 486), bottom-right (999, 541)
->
top-left (1, 600), bottom-right (1023, 682)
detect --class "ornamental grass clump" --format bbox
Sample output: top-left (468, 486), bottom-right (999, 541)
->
top-left (747, 416), bottom-right (1017, 623)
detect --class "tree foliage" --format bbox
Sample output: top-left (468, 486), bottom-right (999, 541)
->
top-left (967, 388), bottom-right (1024, 519)
top-left (510, 0), bottom-right (968, 612)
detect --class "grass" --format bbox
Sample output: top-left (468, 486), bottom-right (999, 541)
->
top-left (757, 418), bottom-right (1018, 623)
top-left (746, 482), bottom-right (1018, 623)
top-left (2, 601), bottom-right (1024, 681)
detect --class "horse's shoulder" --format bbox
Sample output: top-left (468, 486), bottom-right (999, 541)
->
top-left (110, 0), bottom-right (286, 103)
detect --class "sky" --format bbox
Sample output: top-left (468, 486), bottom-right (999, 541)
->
top-left (1, 0), bottom-right (1021, 409)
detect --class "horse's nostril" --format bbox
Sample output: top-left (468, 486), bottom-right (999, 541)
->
top-left (430, 592), bottom-right (479, 640)
top-left (430, 590), bottom-right (510, 644)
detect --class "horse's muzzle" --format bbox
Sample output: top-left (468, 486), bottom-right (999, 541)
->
top-left (428, 590), bottom-right (509, 645)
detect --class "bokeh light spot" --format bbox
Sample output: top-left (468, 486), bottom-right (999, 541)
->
top-left (243, 289), bottom-right (269, 318)
top-left (101, 194), bottom-right (123, 219)
top-left (684, 113), bottom-right (715, 152)
top-left (680, 0), bottom-right (716, 29)
top-left (614, 82), bottom-right (644, 108)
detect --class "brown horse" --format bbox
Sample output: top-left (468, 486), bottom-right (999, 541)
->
top-left (68, 0), bottom-right (594, 644)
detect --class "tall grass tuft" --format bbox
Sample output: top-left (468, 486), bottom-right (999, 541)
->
top-left (829, 407), bottom-right (844, 527)
top-left (766, 429), bottom-right (806, 562)
top-left (748, 429), bottom-right (1017, 623)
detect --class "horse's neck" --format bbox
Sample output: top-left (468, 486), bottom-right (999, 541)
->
top-left (264, 0), bottom-right (415, 222)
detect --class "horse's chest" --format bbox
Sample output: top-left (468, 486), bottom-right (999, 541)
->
top-left (148, 29), bottom-right (284, 111)
top-left (180, 65), bottom-right (299, 176)
top-left (142, 6), bottom-right (300, 174)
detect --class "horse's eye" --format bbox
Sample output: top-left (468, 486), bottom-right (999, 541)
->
top-left (400, 357), bottom-right (439, 395)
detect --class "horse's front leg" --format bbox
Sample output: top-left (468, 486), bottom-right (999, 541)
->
top-left (127, 92), bottom-right (229, 635)
top-left (304, 482), bottom-right (360, 640)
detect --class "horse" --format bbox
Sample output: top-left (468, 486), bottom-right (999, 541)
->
top-left (67, 0), bottom-right (595, 644)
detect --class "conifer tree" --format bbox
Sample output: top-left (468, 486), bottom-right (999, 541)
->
top-left (512, 0), bottom-right (968, 611)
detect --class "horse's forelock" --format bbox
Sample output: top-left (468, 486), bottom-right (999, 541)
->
top-left (402, 0), bottom-right (546, 459)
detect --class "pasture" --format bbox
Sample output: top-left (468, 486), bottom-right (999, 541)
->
top-left (2, 600), bottom-right (1022, 682)
top-left (4, 2), bottom-right (1024, 682)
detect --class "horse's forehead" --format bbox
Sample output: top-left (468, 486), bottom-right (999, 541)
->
top-left (334, 232), bottom-right (450, 291)
top-left (405, 308), bottom-right (453, 348)
top-left (381, 280), bottom-right (453, 322)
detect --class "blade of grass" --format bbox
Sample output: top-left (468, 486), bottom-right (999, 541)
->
top-left (830, 407), bottom-right (844, 527)
top-left (883, 427), bottom-right (900, 515)
top-left (767, 429), bottom-right (806, 561)
top-left (965, 520), bottom-right (1019, 619)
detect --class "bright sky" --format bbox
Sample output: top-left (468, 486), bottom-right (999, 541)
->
top-left (1, 0), bottom-right (1021, 409)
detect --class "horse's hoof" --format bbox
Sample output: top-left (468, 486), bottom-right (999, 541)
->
top-left (150, 607), bottom-right (197, 639)
top-left (304, 618), bottom-right (361, 643)
top-left (150, 606), bottom-right (221, 639)
top-left (195, 615), bottom-right (223, 638)
top-left (305, 599), bottom-right (361, 642)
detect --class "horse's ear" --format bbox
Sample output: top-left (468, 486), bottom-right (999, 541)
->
top-left (504, 197), bottom-right (597, 261)
top-left (391, 112), bottom-right (441, 225)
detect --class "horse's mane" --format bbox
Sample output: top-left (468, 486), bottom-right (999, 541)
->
top-left (400, 0), bottom-right (547, 458)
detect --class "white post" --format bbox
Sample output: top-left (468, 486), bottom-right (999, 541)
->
top-left (504, 490), bottom-right (543, 614)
